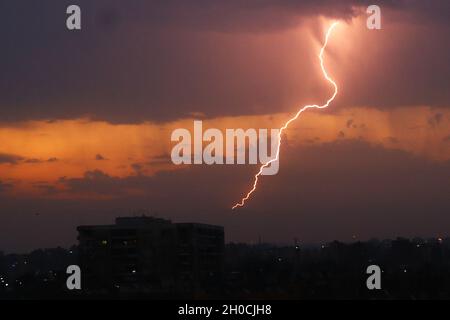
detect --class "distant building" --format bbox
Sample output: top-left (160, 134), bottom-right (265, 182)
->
top-left (77, 216), bottom-right (224, 295)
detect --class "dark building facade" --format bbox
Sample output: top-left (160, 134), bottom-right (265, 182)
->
top-left (77, 217), bottom-right (224, 295)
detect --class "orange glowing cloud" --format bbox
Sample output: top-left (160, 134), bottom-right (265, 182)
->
top-left (0, 105), bottom-right (449, 199)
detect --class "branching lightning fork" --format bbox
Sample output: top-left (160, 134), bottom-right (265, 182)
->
top-left (232, 22), bottom-right (339, 210)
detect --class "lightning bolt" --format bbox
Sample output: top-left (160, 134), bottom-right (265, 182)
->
top-left (232, 22), bottom-right (339, 210)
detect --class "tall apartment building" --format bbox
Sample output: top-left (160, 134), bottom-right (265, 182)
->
top-left (77, 216), bottom-right (224, 295)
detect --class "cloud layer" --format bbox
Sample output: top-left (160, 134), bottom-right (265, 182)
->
top-left (0, 1), bottom-right (449, 123)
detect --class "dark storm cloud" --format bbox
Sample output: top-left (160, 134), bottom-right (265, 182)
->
top-left (0, 153), bottom-right (22, 164)
top-left (58, 140), bottom-right (450, 224)
top-left (58, 170), bottom-right (131, 195)
top-left (62, 169), bottom-right (157, 195)
top-left (60, 169), bottom-right (139, 195)
top-left (2, 139), bottom-right (450, 251)
top-left (0, 0), bottom-right (449, 123)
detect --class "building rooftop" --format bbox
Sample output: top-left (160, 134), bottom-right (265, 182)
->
top-left (77, 216), bottom-right (223, 231)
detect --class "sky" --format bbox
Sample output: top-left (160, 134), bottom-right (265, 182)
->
top-left (0, 0), bottom-right (449, 252)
